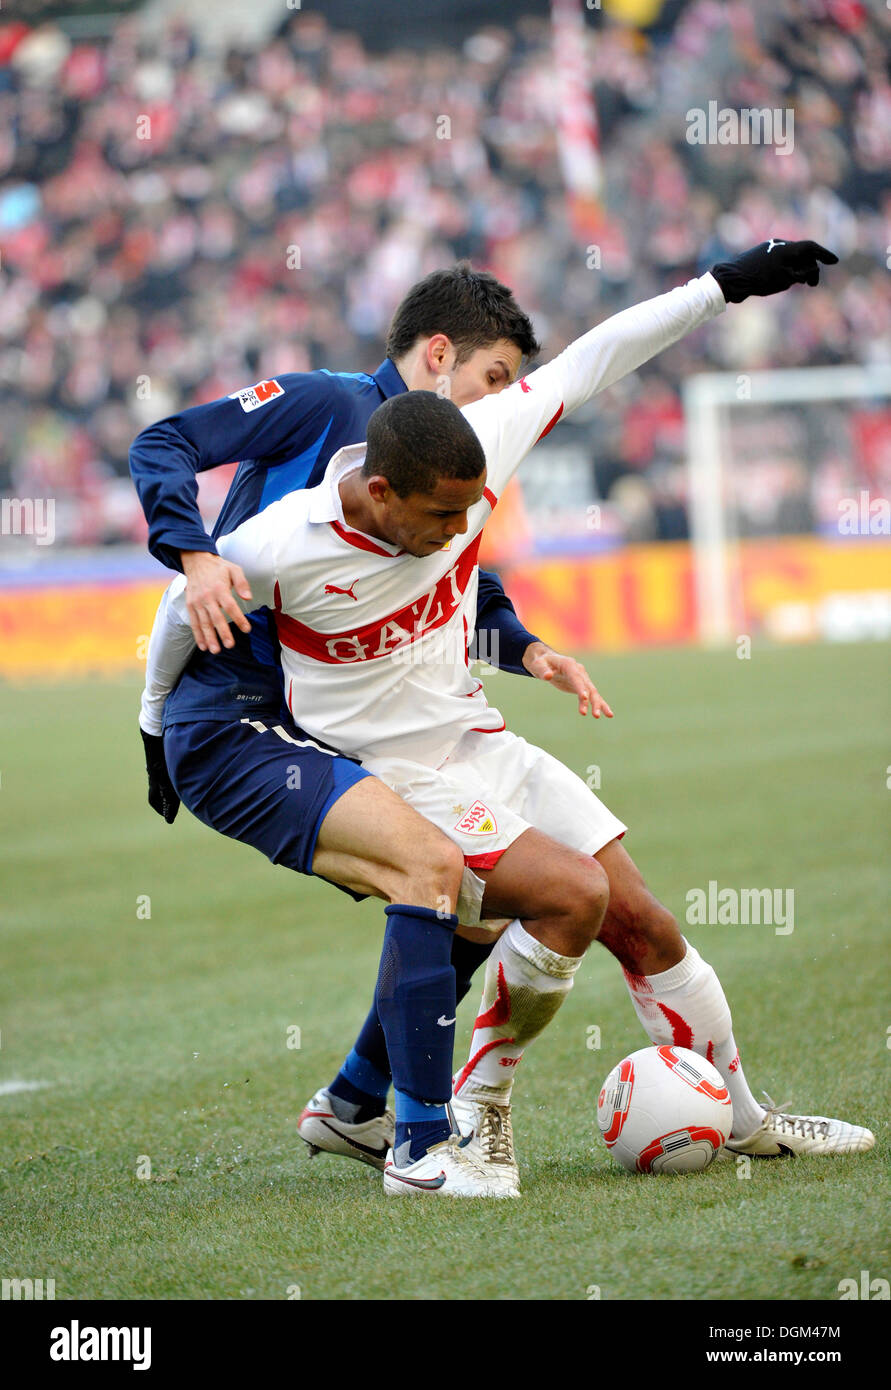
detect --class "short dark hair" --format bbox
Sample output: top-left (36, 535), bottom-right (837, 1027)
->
top-left (386, 262), bottom-right (540, 365)
top-left (362, 392), bottom-right (486, 499)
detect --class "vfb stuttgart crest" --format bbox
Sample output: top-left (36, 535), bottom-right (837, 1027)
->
top-left (454, 801), bottom-right (497, 835)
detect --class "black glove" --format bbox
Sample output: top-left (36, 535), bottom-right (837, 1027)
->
top-left (710, 239), bottom-right (838, 304)
top-left (140, 726), bottom-right (180, 823)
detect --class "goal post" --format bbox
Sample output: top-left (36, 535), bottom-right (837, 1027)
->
top-left (683, 364), bottom-right (891, 646)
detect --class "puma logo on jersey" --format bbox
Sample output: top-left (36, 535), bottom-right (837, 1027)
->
top-left (765, 239), bottom-right (786, 254)
top-left (275, 541), bottom-right (480, 665)
top-left (324, 581), bottom-right (358, 600)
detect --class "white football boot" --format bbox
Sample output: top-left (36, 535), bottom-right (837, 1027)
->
top-left (298, 1087), bottom-right (394, 1172)
top-left (724, 1092), bottom-right (875, 1158)
top-left (383, 1130), bottom-right (511, 1197)
top-left (450, 1090), bottom-right (521, 1197)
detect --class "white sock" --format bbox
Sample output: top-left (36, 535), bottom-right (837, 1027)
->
top-left (622, 939), bottom-right (766, 1139)
top-left (454, 919), bottom-right (581, 1105)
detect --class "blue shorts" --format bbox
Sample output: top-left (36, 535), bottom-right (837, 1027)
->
top-left (164, 717), bottom-right (373, 881)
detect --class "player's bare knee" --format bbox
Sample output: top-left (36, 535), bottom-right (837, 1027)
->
top-left (428, 835), bottom-right (465, 913)
top-left (402, 831), bottom-right (464, 914)
top-left (582, 860), bottom-right (610, 939)
top-left (562, 860), bottom-right (609, 944)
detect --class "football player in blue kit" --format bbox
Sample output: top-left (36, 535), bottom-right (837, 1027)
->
top-left (133, 264), bottom-right (582, 1194)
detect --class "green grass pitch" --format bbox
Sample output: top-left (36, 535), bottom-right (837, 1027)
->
top-left (1, 640), bottom-right (888, 1301)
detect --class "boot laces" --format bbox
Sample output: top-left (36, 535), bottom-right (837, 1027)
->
top-left (478, 1104), bottom-right (515, 1166)
top-left (762, 1091), bottom-right (830, 1141)
top-left (443, 1132), bottom-right (494, 1179)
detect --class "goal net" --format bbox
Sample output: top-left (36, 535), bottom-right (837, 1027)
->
top-left (683, 364), bottom-right (891, 646)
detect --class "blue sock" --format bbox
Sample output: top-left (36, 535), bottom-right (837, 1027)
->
top-left (329, 932), bottom-right (494, 1126)
top-left (375, 903), bottom-right (458, 1161)
top-left (328, 1047), bottom-right (390, 1123)
top-left (451, 934), bottom-right (495, 1005)
top-left (393, 1089), bottom-right (451, 1164)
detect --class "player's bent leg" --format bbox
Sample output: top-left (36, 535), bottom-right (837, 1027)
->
top-left (166, 717), bottom-right (464, 909)
top-left (302, 932), bottom-right (498, 1174)
top-left (311, 774), bottom-right (464, 911)
top-left (300, 931), bottom-right (498, 1172)
top-left (451, 829), bottom-right (609, 1193)
top-left (593, 838), bottom-right (685, 974)
top-left (596, 840), bottom-right (875, 1156)
top-left (478, 828), bottom-right (609, 957)
top-left (314, 783), bottom-right (511, 1189)
top-left (166, 720), bottom-right (479, 1184)
top-left (311, 782), bottom-right (486, 1182)
top-left (306, 784), bottom-right (495, 1172)
top-left (364, 736), bottom-right (622, 1191)
top-left (594, 837), bottom-right (772, 1140)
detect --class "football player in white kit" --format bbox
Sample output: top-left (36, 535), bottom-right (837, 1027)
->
top-left (142, 244), bottom-right (874, 1195)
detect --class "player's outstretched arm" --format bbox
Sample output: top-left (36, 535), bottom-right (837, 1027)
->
top-left (521, 641), bottom-right (613, 719)
top-left (463, 239), bottom-right (837, 497)
top-left (709, 239), bottom-right (837, 303)
top-left (462, 269), bottom-right (726, 493)
top-left (552, 238), bottom-right (837, 417)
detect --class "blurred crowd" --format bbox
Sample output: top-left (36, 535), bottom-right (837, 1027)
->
top-left (1, 0), bottom-right (889, 551)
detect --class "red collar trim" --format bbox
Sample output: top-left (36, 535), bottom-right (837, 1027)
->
top-left (330, 518), bottom-right (405, 557)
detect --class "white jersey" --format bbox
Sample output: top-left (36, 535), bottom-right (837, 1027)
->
top-left (140, 271), bottom-right (726, 758)
top-left (217, 444), bottom-right (507, 766)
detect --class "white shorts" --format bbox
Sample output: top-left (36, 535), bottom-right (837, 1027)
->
top-left (362, 728), bottom-right (627, 925)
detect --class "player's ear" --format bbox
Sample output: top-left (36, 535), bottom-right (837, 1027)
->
top-left (366, 475), bottom-right (391, 505)
top-left (425, 334), bottom-right (452, 373)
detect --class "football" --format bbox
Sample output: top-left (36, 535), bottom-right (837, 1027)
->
top-left (597, 1045), bottom-right (733, 1174)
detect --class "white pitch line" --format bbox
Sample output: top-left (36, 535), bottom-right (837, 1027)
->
top-left (0, 1080), bottom-right (50, 1096)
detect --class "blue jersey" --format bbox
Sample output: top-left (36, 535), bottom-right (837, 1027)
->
top-left (130, 359), bottom-right (537, 725)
